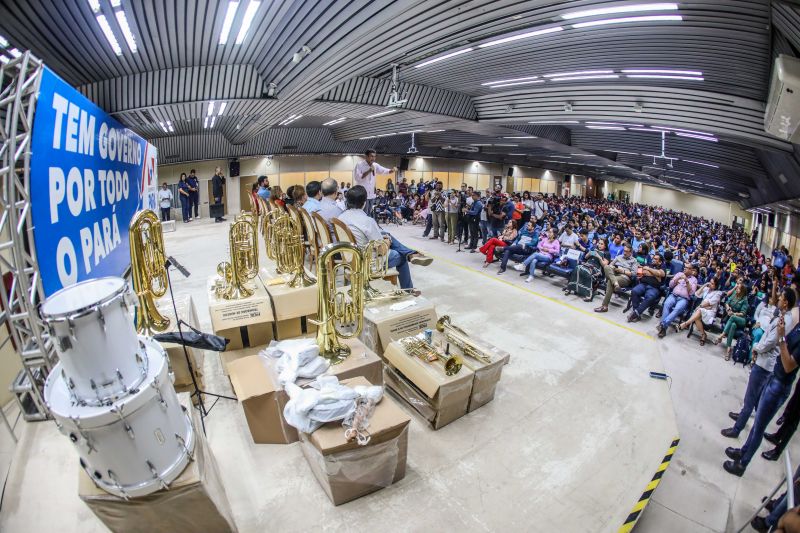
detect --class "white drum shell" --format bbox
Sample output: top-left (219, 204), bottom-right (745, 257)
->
top-left (45, 337), bottom-right (195, 499)
top-left (42, 277), bottom-right (142, 403)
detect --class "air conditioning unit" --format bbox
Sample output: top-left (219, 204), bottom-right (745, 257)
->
top-left (765, 54), bottom-right (800, 142)
top-left (442, 145), bottom-right (479, 153)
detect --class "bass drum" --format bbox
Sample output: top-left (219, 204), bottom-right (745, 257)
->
top-left (44, 337), bottom-right (195, 499)
top-left (41, 277), bottom-right (144, 405)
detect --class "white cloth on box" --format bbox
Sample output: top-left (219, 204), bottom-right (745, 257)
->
top-left (261, 338), bottom-right (329, 386)
top-left (283, 375), bottom-right (383, 434)
top-left (389, 299), bottom-right (417, 312)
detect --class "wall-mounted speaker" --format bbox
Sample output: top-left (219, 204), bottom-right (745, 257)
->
top-left (768, 212), bottom-right (776, 227)
top-left (399, 157), bottom-right (409, 171)
top-left (507, 167), bottom-right (514, 177)
top-left (229, 160), bottom-right (240, 177)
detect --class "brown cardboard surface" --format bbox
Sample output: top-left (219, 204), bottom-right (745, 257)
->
top-left (155, 295), bottom-right (204, 388)
top-left (220, 346), bottom-right (263, 376)
top-left (78, 394), bottom-right (237, 532)
top-left (430, 330), bottom-right (507, 412)
top-left (227, 355), bottom-right (298, 444)
top-left (383, 365), bottom-right (468, 430)
top-left (383, 340), bottom-right (473, 403)
top-left (300, 377), bottom-right (410, 506)
top-left (360, 296), bottom-right (437, 355)
top-left (216, 321), bottom-right (273, 351)
top-left (261, 272), bottom-right (318, 320)
top-left (208, 275), bottom-right (274, 331)
top-left (275, 317), bottom-right (302, 340)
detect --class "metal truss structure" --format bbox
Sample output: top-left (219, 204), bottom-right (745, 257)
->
top-left (0, 50), bottom-right (55, 422)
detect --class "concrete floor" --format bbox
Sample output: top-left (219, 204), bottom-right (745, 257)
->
top-left (0, 216), bottom-right (795, 532)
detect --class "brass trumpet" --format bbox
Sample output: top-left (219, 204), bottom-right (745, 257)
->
top-left (314, 242), bottom-right (364, 364)
top-left (362, 239), bottom-right (417, 302)
top-left (129, 209), bottom-right (170, 334)
top-left (216, 218), bottom-right (259, 299)
top-left (400, 336), bottom-right (462, 376)
top-left (436, 315), bottom-right (493, 369)
top-left (272, 213), bottom-right (314, 288)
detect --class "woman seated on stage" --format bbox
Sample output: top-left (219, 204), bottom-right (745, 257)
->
top-left (478, 220), bottom-right (518, 268)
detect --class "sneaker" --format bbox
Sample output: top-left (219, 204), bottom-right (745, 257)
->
top-left (525, 276), bottom-right (533, 283)
top-left (408, 254), bottom-right (433, 266)
top-left (513, 263), bottom-right (525, 272)
top-left (497, 269), bottom-right (505, 275)
top-left (188, 217), bottom-right (193, 221)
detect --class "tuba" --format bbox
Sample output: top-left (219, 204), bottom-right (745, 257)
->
top-left (400, 336), bottom-right (462, 376)
top-left (436, 315), bottom-right (493, 369)
top-left (361, 239), bottom-right (417, 302)
top-left (314, 242), bottom-right (364, 364)
top-left (216, 218), bottom-right (259, 299)
top-left (272, 213), bottom-right (314, 288)
top-left (129, 209), bottom-right (171, 334)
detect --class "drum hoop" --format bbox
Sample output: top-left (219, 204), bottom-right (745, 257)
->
top-left (42, 277), bottom-right (130, 321)
top-left (73, 347), bottom-right (150, 408)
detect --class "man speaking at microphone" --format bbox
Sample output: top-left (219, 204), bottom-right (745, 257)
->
top-left (353, 149), bottom-right (397, 217)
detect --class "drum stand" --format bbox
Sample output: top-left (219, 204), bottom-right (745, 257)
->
top-left (164, 257), bottom-right (235, 435)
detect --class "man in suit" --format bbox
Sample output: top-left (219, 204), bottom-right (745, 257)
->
top-left (211, 167), bottom-right (226, 223)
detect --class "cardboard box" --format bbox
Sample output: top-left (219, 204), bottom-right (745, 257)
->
top-left (430, 330), bottom-right (509, 412)
top-left (208, 276), bottom-right (274, 350)
top-left (219, 346), bottom-right (264, 376)
top-left (227, 337), bottom-right (383, 444)
top-left (382, 339), bottom-right (474, 430)
top-left (155, 295), bottom-right (204, 389)
top-left (260, 268), bottom-right (318, 320)
top-left (78, 395), bottom-right (237, 533)
top-left (275, 317), bottom-right (302, 341)
top-left (299, 376), bottom-right (410, 506)
top-left (360, 296), bottom-right (437, 355)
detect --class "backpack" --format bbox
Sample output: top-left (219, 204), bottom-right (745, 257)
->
top-left (731, 331), bottom-right (752, 366)
top-left (566, 264), bottom-right (596, 299)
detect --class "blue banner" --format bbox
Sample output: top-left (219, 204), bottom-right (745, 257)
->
top-left (30, 67), bottom-right (158, 296)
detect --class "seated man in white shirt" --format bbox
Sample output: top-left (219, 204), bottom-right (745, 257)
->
top-left (337, 185), bottom-right (432, 290)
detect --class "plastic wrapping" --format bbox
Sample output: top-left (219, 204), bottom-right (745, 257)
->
top-left (283, 376), bottom-right (384, 433)
top-left (261, 337), bottom-right (329, 386)
top-left (299, 425), bottom-right (409, 506)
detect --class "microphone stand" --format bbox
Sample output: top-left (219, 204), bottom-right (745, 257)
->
top-left (164, 256), bottom-right (235, 436)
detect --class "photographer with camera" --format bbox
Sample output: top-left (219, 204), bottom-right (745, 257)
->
top-left (486, 192), bottom-right (506, 239)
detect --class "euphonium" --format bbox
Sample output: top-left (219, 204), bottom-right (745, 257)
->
top-left (436, 315), bottom-right (493, 368)
top-left (314, 242), bottom-right (364, 364)
top-left (400, 336), bottom-right (462, 376)
top-left (216, 218), bottom-right (258, 299)
top-left (272, 213), bottom-right (314, 288)
top-left (361, 239), bottom-right (417, 302)
top-left (129, 209), bottom-right (171, 334)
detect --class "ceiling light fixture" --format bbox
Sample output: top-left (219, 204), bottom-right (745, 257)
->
top-left (626, 75), bottom-right (703, 80)
top-left (159, 121), bottom-right (168, 133)
top-left (572, 15), bottom-right (682, 29)
top-left (675, 132), bottom-right (718, 142)
top-left (279, 114), bottom-right (302, 126)
top-left (586, 125), bottom-right (626, 130)
top-left (503, 136), bottom-right (538, 139)
top-left (219, 1), bottom-right (239, 45)
top-left (115, 10), bottom-right (137, 53)
top-left (110, 0), bottom-right (121, 6)
top-left (562, 3), bottom-right (678, 20)
top-left (470, 144), bottom-right (491, 146)
top-left (482, 76), bottom-right (540, 86)
top-left (586, 121), bottom-right (643, 126)
top-left (87, 0), bottom-right (101, 14)
top-left (528, 120), bottom-right (580, 124)
top-left (683, 159), bottom-right (719, 168)
top-left (0, 56), bottom-right (8, 65)
top-left (651, 125), bottom-right (714, 136)
top-left (414, 48), bottom-right (473, 68)
top-left (9, 48), bottom-right (20, 58)
top-left (236, 1), bottom-right (260, 45)
top-left (397, 130), bottom-right (423, 134)
top-left (217, 102), bottom-right (227, 116)
top-left (478, 26), bottom-right (564, 48)
top-left (509, 153), bottom-right (526, 155)
top-left (96, 15), bottom-right (122, 56)
top-left (366, 109), bottom-right (399, 118)
top-left (207, 101), bottom-right (215, 116)
top-left (544, 70), bottom-right (613, 78)
top-left (488, 80), bottom-right (546, 88)
top-left (210, 116), bottom-right (217, 128)
top-left (550, 74), bottom-right (620, 81)
top-left (622, 69), bottom-right (702, 76)
top-left (494, 143), bottom-right (519, 146)
top-left (322, 118), bottom-right (346, 126)
top-left (0, 35), bottom-right (7, 48)
top-left (427, 129), bottom-right (446, 132)
top-left (627, 127), bottom-right (660, 132)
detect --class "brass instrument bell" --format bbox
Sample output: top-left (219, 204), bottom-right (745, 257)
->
top-left (436, 315), bottom-right (493, 367)
top-left (216, 218), bottom-right (258, 300)
top-left (400, 336), bottom-right (462, 376)
top-left (129, 209), bottom-right (171, 334)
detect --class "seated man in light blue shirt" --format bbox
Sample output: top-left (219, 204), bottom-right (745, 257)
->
top-left (337, 185), bottom-right (432, 290)
top-left (318, 178), bottom-right (343, 241)
top-left (302, 180), bottom-right (322, 214)
top-left (257, 175), bottom-right (271, 201)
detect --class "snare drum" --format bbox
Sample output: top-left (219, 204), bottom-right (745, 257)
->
top-left (44, 337), bottom-right (195, 499)
top-left (41, 277), bottom-right (144, 404)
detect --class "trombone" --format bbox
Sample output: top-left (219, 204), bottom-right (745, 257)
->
top-left (129, 209), bottom-right (170, 334)
top-left (313, 242), bottom-right (364, 364)
top-left (436, 315), bottom-right (493, 370)
top-left (400, 336), bottom-right (462, 376)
